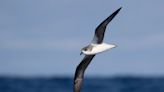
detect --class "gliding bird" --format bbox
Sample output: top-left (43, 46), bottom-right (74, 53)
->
top-left (74, 7), bottom-right (122, 92)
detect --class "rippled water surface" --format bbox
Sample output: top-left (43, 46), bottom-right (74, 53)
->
top-left (0, 76), bottom-right (164, 92)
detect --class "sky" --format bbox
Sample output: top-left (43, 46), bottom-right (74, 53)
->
top-left (0, 0), bottom-right (164, 77)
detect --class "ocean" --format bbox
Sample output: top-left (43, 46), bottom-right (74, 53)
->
top-left (0, 76), bottom-right (164, 92)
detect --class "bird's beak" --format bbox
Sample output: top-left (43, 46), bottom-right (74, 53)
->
top-left (80, 52), bottom-right (83, 55)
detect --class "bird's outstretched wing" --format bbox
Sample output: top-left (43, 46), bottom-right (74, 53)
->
top-left (74, 55), bottom-right (95, 92)
top-left (92, 7), bottom-right (122, 44)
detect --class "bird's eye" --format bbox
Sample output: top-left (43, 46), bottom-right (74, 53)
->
top-left (83, 48), bottom-right (87, 51)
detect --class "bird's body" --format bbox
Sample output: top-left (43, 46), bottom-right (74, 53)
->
top-left (81, 43), bottom-right (116, 55)
top-left (73, 7), bottom-right (122, 92)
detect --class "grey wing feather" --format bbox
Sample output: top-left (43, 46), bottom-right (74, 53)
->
top-left (92, 7), bottom-right (122, 44)
top-left (73, 55), bottom-right (95, 92)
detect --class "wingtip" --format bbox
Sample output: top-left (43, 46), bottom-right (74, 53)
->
top-left (117, 7), bottom-right (122, 12)
top-left (110, 7), bottom-right (122, 17)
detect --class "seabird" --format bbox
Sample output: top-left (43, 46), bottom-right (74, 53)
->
top-left (74, 7), bottom-right (122, 92)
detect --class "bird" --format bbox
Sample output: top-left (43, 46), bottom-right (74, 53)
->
top-left (73, 7), bottom-right (122, 92)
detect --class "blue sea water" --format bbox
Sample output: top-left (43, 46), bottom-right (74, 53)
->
top-left (0, 76), bottom-right (164, 92)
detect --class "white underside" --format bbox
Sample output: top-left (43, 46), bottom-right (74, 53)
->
top-left (82, 43), bottom-right (116, 55)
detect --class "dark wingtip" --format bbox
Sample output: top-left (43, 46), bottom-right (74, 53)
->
top-left (114, 7), bottom-right (122, 14)
top-left (119, 7), bottom-right (122, 10)
top-left (119, 7), bottom-right (122, 11)
top-left (108, 7), bottom-right (122, 21)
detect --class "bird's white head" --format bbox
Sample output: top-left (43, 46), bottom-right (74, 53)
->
top-left (80, 46), bottom-right (90, 55)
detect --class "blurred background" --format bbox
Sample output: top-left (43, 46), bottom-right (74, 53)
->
top-left (0, 0), bottom-right (164, 92)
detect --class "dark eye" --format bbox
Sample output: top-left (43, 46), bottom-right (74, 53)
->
top-left (83, 48), bottom-right (87, 51)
